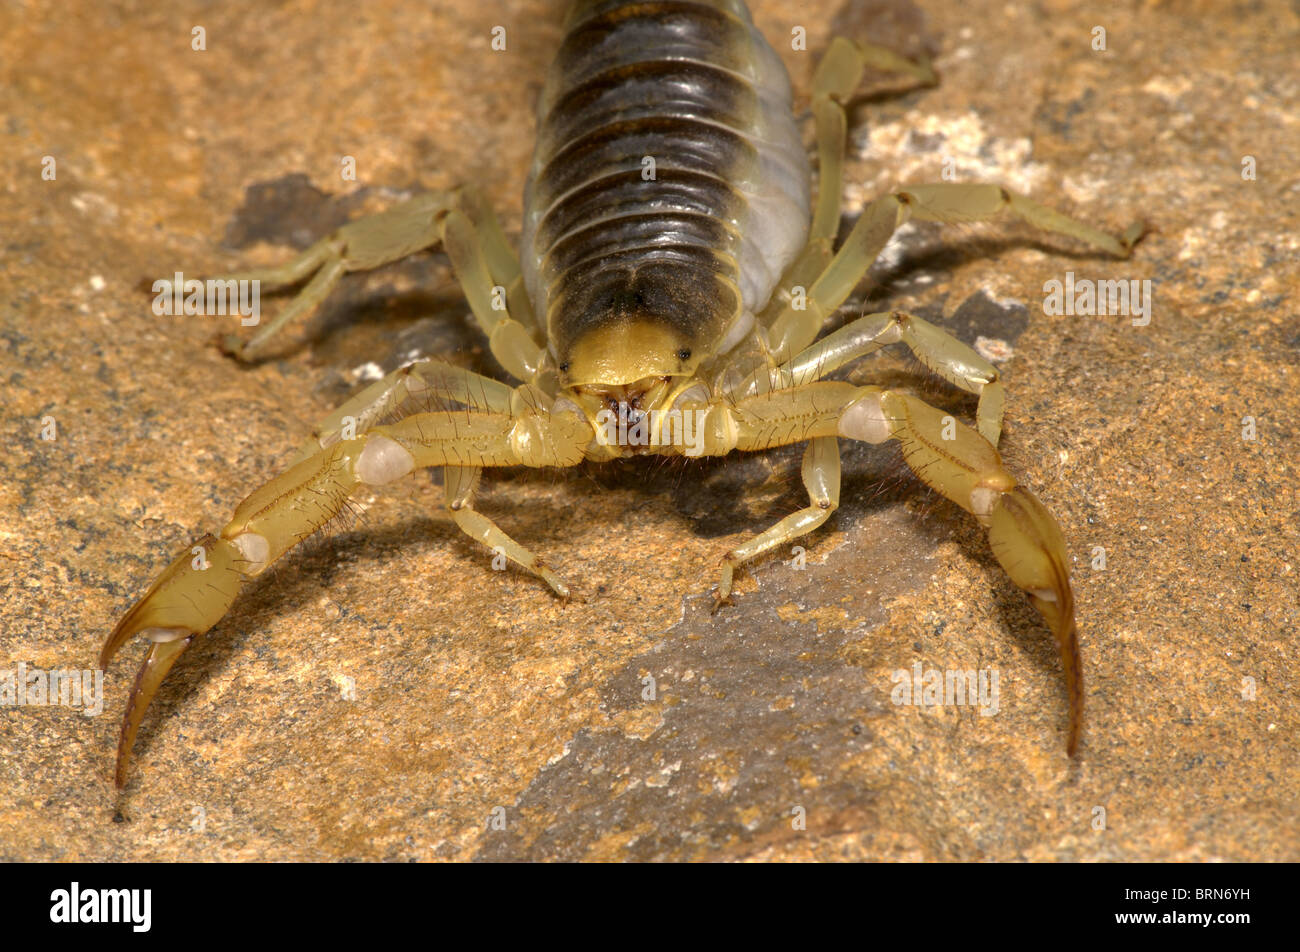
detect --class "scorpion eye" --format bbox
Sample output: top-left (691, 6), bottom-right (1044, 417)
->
top-left (558, 361), bottom-right (570, 373)
top-left (677, 349), bottom-right (691, 361)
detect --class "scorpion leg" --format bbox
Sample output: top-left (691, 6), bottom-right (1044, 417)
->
top-left (217, 187), bottom-right (544, 379)
top-left (758, 39), bottom-right (936, 336)
top-left (101, 396), bottom-right (592, 785)
top-left (752, 309), bottom-right (1006, 446)
top-left (705, 381), bottom-right (1083, 754)
top-left (285, 362), bottom-right (562, 591)
top-left (444, 463), bottom-right (570, 598)
top-left (809, 37), bottom-right (937, 245)
top-left (715, 436), bottom-right (840, 607)
top-left (451, 186), bottom-right (543, 340)
top-left (767, 185), bottom-right (1144, 364)
top-left (439, 205), bottom-right (544, 382)
top-left (218, 190), bottom-right (456, 360)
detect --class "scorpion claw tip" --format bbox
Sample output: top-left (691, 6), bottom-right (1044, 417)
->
top-left (102, 536), bottom-right (243, 785)
top-left (114, 634), bottom-right (196, 788)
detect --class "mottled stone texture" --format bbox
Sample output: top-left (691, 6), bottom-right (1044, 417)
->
top-left (1, 0), bottom-right (1295, 861)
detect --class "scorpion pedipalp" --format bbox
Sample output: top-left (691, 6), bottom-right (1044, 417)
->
top-left (100, 534), bottom-right (244, 785)
top-left (987, 487), bottom-right (1083, 756)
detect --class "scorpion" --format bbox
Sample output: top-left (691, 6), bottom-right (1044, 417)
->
top-left (101, 0), bottom-right (1143, 787)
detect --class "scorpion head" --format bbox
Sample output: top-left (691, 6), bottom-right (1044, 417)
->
top-left (551, 265), bottom-right (735, 456)
top-left (551, 261), bottom-right (738, 427)
top-left (559, 319), bottom-right (698, 454)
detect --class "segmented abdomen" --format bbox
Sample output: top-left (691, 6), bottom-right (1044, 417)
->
top-left (521, 0), bottom-right (810, 358)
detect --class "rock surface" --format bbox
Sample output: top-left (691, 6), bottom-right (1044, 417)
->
top-left (1, 0), bottom-right (1295, 861)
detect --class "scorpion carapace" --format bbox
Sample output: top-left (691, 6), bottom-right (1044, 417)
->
top-left (101, 0), bottom-right (1144, 787)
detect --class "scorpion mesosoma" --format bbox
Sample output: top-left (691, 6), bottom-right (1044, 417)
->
top-left (101, 0), bottom-right (1143, 786)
